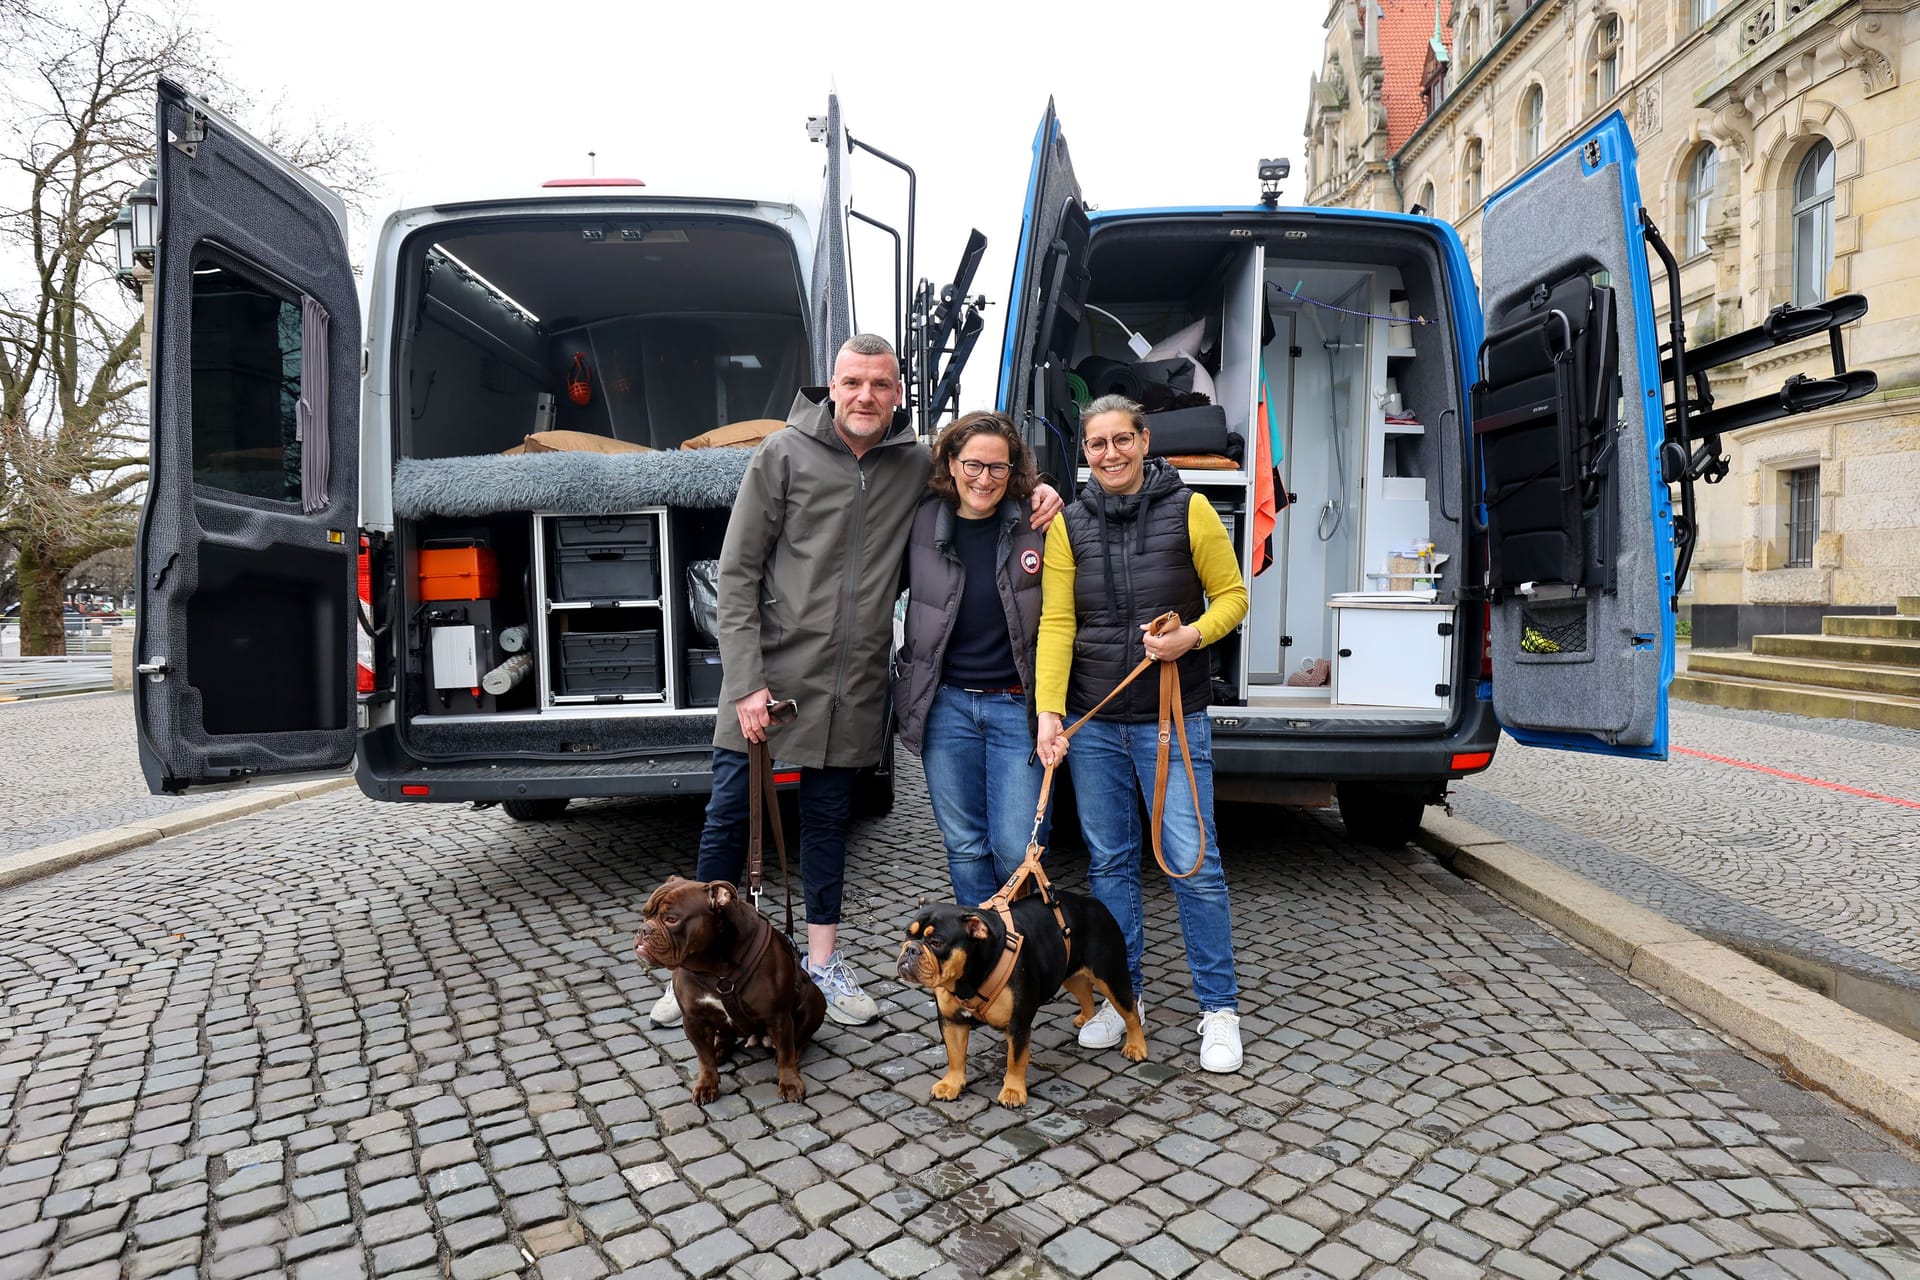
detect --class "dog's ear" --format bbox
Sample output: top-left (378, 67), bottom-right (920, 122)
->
top-left (708, 881), bottom-right (736, 910)
top-left (963, 913), bottom-right (991, 940)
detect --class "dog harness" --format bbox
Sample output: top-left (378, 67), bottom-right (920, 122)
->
top-left (956, 610), bottom-right (1208, 1018)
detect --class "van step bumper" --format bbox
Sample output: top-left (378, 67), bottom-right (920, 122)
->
top-left (1210, 697), bottom-right (1500, 785)
top-left (357, 726), bottom-right (716, 803)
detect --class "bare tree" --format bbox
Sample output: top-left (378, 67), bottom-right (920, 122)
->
top-left (0, 0), bottom-right (375, 655)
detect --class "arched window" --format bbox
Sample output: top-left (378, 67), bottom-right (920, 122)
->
top-left (1520, 86), bottom-right (1546, 164)
top-left (1685, 145), bottom-right (1718, 257)
top-left (1792, 139), bottom-right (1836, 304)
top-left (1692, 0), bottom-right (1718, 27)
top-left (1416, 181), bottom-right (1436, 218)
top-left (1460, 11), bottom-right (1480, 67)
top-left (1463, 139), bottom-right (1484, 207)
top-left (1589, 15), bottom-right (1623, 107)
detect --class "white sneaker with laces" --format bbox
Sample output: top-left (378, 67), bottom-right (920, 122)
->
top-left (1197, 1009), bottom-right (1242, 1073)
top-left (808, 952), bottom-right (878, 1026)
top-left (649, 986), bottom-right (682, 1027)
top-left (1077, 999), bottom-right (1144, 1050)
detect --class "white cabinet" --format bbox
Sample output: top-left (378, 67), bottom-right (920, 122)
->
top-left (1329, 594), bottom-right (1456, 708)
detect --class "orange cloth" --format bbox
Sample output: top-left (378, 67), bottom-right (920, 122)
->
top-left (1252, 389), bottom-right (1278, 575)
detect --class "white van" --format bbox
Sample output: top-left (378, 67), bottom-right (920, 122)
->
top-left (996, 101), bottom-right (1876, 846)
top-left (132, 81), bottom-right (924, 818)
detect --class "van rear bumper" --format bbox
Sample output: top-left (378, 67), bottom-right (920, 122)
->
top-left (1210, 696), bottom-right (1501, 786)
top-left (355, 724), bottom-right (716, 803)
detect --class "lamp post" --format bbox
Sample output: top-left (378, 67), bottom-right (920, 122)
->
top-left (122, 166), bottom-right (159, 372)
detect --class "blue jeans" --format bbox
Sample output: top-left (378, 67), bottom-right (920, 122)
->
top-left (920, 685), bottom-right (1049, 905)
top-left (695, 748), bottom-right (855, 926)
top-left (1065, 712), bottom-right (1237, 1012)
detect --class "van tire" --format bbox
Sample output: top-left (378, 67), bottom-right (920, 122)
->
top-left (1335, 782), bottom-right (1426, 849)
top-left (503, 798), bottom-right (570, 822)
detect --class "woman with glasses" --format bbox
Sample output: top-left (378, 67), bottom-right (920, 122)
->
top-left (1034, 394), bottom-right (1249, 1073)
top-left (893, 411), bottom-right (1052, 905)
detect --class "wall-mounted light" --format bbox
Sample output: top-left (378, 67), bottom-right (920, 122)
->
top-left (111, 204), bottom-right (137, 292)
top-left (128, 166), bottom-right (159, 268)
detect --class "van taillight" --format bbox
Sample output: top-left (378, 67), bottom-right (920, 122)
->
top-left (1480, 603), bottom-right (1493, 679)
top-left (1450, 751), bottom-right (1494, 772)
top-left (401, 785), bottom-right (431, 796)
top-left (772, 771), bottom-right (802, 786)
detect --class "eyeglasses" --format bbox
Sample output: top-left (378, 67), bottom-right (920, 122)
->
top-left (955, 459), bottom-right (1012, 479)
top-left (1082, 431), bottom-right (1139, 456)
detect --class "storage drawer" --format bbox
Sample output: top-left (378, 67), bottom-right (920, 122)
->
top-left (553, 542), bottom-right (660, 601)
top-left (554, 515), bottom-right (659, 549)
top-left (685, 648), bottom-right (724, 707)
top-left (557, 629), bottom-right (663, 696)
top-left (1329, 596), bottom-right (1455, 708)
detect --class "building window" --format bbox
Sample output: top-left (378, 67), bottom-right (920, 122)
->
top-left (1460, 11), bottom-right (1479, 66)
top-left (1685, 145), bottom-right (1718, 257)
top-left (1786, 466), bottom-right (1820, 567)
top-left (1416, 181), bottom-right (1436, 218)
top-left (1427, 68), bottom-right (1448, 115)
top-left (1464, 139), bottom-right (1483, 207)
top-left (1792, 139), bottom-right (1835, 305)
top-left (1590, 15), bottom-right (1622, 107)
top-left (1693, 0), bottom-right (1718, 26)
top-left (1520, 86), bottom-right (1546, 164)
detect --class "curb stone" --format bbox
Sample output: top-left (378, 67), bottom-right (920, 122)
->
top-left (1418, 810), bottom-right (1920, 1146)
top-left (0, 773), bottom-right (357, 892)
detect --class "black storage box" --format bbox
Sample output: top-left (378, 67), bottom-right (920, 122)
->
top-left (555, 515), bottom-right (658, 548)
top-left (554, 542), bottom-right (660, 601)
top-left (685, 648), bottom-right (724, 707)
top-left (1144, 404), bottom-right (1240, 461)
top-left (557, 628), bottom-right (663, 696)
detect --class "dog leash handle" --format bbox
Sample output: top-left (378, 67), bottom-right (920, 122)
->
top-left (747, 740), bottom-right (795, 937)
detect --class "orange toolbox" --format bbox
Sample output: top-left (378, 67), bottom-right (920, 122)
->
top-left (418, 544), bottom-right (501, 601)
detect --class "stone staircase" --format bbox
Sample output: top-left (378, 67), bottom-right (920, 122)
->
top-left (1675, 596), bottom-right (1920, 729)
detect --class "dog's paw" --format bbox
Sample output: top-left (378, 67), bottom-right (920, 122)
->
top-left (692, 1073), bottom-right (720, 1105)
top-left (1122, 1037), bottom-right (1149, 1063)
top-left (996, 1081), bottom-right (1029, 1107)
top-left (930, 1074), bottom-right (966, 1101)
top-left (777, 1071), bottom-right (807, 1103)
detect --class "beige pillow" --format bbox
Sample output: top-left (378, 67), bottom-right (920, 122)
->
top-left (519, 430), bottom-right (650, 455)
top-left (680, 419), bottom-right (786, 451)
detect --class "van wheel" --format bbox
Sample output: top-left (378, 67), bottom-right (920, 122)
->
top-left (1335, 783), bottom-right (1426, 849)
top-left (503, 798), bottom-right (570, 822)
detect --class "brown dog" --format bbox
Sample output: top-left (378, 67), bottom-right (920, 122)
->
top-left (634, 877), bottom-right (826, 1104)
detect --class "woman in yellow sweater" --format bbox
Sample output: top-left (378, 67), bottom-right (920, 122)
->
top-left (1035, 394), bottom-right (1249, 1074)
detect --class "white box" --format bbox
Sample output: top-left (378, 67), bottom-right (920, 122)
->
top-left (430, 625), bottom-right (480, 690)
top-left (1329, 595), bottom-right (1456, 708)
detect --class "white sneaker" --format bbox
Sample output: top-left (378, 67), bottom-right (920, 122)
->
top-left (649, 986), bottom-right (682, 1027)
top-left (1077, 999), bottom-right (1144, 1050)
top-left (807, 952), bottom-right (878, 1026)
top-left (1197, 1009), bottom-right (1242, 1073)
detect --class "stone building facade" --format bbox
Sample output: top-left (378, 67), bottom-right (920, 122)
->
top-left (1305, 0), bottom-right (1920, 647)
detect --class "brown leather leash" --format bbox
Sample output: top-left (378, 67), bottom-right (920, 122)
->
top-left (746, 738), bottom-right (796, 939)
top-left (955, 610), bottom-right (1207, 1018)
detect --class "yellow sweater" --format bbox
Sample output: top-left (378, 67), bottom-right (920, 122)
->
top-left (1036, 493), bottom-right (1250, 717)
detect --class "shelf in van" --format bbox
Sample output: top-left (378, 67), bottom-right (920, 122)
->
top-left (547, 598), bottom-right (663, 611)
top-left (1386, 346), bottom-right (1418, 359)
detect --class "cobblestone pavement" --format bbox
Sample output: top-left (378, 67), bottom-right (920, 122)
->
top-left (4, 763), bottom-right (1920, 1279)
top-left (1453, 703), bottom-right (1920, 997)
top-left (0, 693), bottom-right (195, 857)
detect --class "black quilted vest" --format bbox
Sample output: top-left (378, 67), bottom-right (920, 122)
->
top-left (1063, 459), bottom-right (1211, 722)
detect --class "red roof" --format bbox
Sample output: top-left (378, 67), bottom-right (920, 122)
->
top-left (1378, 0), bottom-right (1452, 154)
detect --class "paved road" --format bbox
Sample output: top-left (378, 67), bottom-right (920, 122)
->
top-left (0, 693), bottom-right (196, 856)
top-left (3, 762), bottom-right (1918, 1279)
top-left (1454, 703), bottom-right (1920, 1016)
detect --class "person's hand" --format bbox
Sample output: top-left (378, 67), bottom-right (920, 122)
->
top-left (1143, 621), bottom-right (1201, 663)
top-left (735, 687), bottom-right (774, 743)
top-left (1028, 482), bottom-right (1065, 530)
top-left (1036, 712), bottom-right (1067, 767)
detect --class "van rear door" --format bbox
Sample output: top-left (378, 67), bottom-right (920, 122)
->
top-left (997, 100), bottom-right (1091, 479)
top-left (1473, 112), bottom-right (1676, 760)
top-left (133, 79), bottom-right (361, 793)
top-left (809, 94), bottom-right (854, 382)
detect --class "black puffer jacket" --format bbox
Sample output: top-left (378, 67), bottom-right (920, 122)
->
top-left (1061, 459), bottom-right (1211, 722)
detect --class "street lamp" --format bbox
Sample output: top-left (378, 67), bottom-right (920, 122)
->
top-left (128, 167), bottom-right (158, 269)
top-left (111, 204), bottom-right (137, 294)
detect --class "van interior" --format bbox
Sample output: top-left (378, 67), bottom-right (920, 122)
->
top-left (1051, 222), bottom-right (1468, 722)
top-left (387, 216), bottom-right (807, 756)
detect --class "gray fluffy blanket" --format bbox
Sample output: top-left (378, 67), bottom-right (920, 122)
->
top-left (392, 448), bottom-right (754, 518)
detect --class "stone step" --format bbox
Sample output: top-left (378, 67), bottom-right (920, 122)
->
top-left (1687, 650), bottom-right (1920, 699)
top-left (1901, 595), bottom-right (1920, 617)
top-left (1673, 672), bottom-right (1920, 730)
top-left (1752, 633), bottom-right (1920, 667)
top-left (1822, 614), bottom-right (1920, 640)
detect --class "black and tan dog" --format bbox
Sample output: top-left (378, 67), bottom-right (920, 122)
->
top-left (635, 876), bottom-right (826, 1104)
top-left (897, 891), bottom-right (1147, 1106)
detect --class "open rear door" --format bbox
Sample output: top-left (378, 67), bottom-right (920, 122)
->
top-left (996, 99), bottom-right (1090, 482)
top-left (1474, 112), bottom-right (1676, 760)
top-left (133, 79), bottom-right (361, 793)
top-left (808, 94), bottom-right (853, 383)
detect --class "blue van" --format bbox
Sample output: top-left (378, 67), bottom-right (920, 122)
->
top-left (998, 101), bottom-right (1875, 845)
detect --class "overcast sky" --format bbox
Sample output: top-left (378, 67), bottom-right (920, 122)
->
top-left (193, 0), bottom-right (1325, 405)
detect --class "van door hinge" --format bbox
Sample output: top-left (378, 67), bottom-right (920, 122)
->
top-left (170, 108), bottom-right (208, 158)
